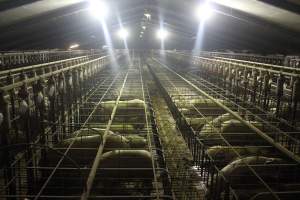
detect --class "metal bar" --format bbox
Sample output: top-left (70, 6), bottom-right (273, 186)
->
top-left (81, 71), bottom-right (129, 199)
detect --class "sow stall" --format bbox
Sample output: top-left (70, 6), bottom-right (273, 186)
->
top-left (147, 57), bottom-right (300, 200)
top-left (0, 54), bottom-right (172, 199)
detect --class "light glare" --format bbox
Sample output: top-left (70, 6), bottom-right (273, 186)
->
top-left (69, 43), bottom-right (80, 49)
top-left (156, 29), bottom-right (168, 40)
top-left (118, 28), bottom-right (129, 39)
top-left (89, 0), bottom-right (108, 20)
top-left (196, 2), bottom-right (213, 20)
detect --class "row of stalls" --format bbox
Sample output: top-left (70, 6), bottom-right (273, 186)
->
top-left (0, 52), bottom-right (172, 199)
top-left (147, 53), bottom-right (300, 200)
top-left (0, 50), bottom-right (103, 69)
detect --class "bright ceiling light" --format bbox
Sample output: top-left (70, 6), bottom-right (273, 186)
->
top-left (118, 28), bottom-right (129, 39)
top-left (144, 13), bottom-right (151, 20)
top-left (142, 26), bottom-right (146, 30)
top-left (89, 0), bottom-right (108, 20)
top-left (69, 43), bottom-right (80, 49)
top-left (195, 1), bottom-right (214, 20)
top-left (156, 29), bottom-right (168, 40)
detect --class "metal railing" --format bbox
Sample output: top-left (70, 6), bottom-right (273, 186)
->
top-left (0, 49), bottom-right (104, 70)
top-left (164, 51), bottom-right (300, 125)
top-left (0, 52), bottom-right (173, 199)
top-left (148, 55), bottom-right (300, 200)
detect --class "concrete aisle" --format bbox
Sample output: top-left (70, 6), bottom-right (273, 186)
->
top-left (149, 83), bottom-right (206, 200)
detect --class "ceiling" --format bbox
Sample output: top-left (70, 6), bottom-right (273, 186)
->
top-left (0, 0), bottom-right (300, 54)
top-left (212, 0), bottom-right (300, 32)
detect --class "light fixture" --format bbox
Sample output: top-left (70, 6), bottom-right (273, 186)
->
top-left (140, 31), bottom-right (144, 34)
top-left (89, 0), bottom-right (108, 20)
top-left (69, 43), bottom-right (80, 49)
top-left (144, 13), bottom-right (151, 20)
top-left (156, 29), bottom-right (168, 40)
top-left (142, 26), bottom-right (146, 30)
top-left (117, 28), bottom-right (129, 39)
top-left (195, 1), bottom-right (214, 20)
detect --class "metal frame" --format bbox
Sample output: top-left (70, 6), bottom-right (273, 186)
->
top-left (0, 53), bottom-right (113, 199)
top-left (165, 51), bottom-right (300, 125)
top-left (0, 51), bottom-right (173, 199)
top-left (172, 50), bottom-right (285, 65)
top-left (0, 50), bottom-right (104, 70)
top-left (148, 55), bottom-right (300, 200)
